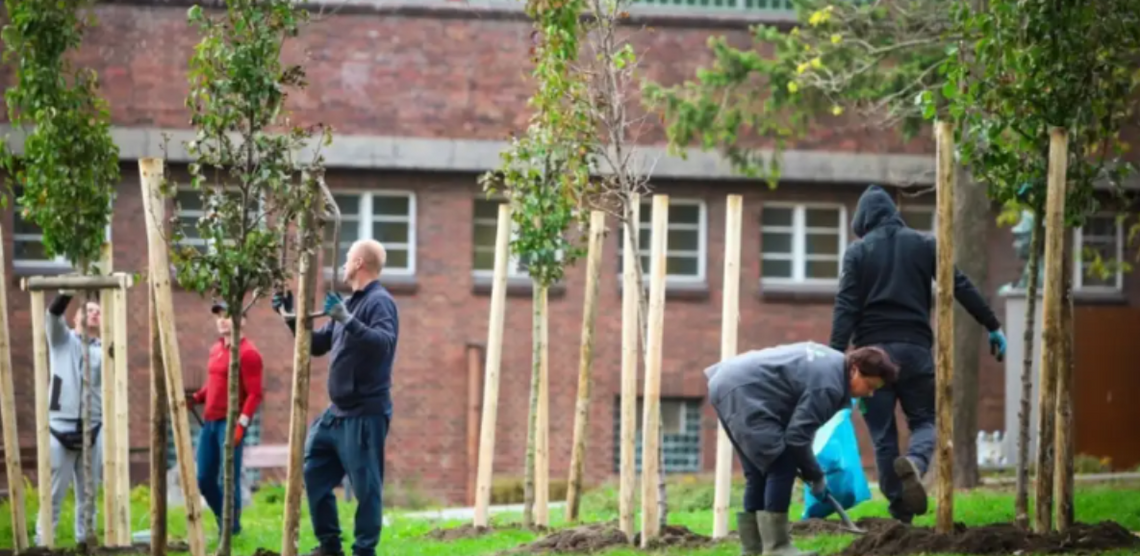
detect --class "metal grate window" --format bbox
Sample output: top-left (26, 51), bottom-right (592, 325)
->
top-left (612, 397), bottom-right (703, 474)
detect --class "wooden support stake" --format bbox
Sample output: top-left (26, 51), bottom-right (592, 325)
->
top-left (466, 343), bottom-right (484, 506)
top-left (534, 284), bottom-right (550, 527)
top-left (1053, 229), bottom-right (1075, 532)
top-left (100, 244), bottom-right (120, 547)
top-left (282, 181), bottom-right (324, 556)
top-left (473, 204), bottom-right (511, 527)
top-left (140, 157), bottom-right (207, 556)
top-left (0, 226), bottom-right (29, 553)
top-left (712, 195), bottom-right (743, 539)
top-left (31, 291), bottom-right (52, 548)
top-left (149, 229), bottom-right (169, 556)
top-left (1035, 128), bottom-right (1068, 534)
top-left (618, 195), bottom-right (640, 541)
top-left (934, 121), bottom-right (956, 534)
top-left (114, 277), bottom-right (131, 544)
top-left (22, 275), bottom-right (129, 292)
top-left (640, 194), bottom-right (669, 548)
top-left (565, 211), bottom-right (605, 523)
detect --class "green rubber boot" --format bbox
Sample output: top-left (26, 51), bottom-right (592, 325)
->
top-left (757, 511), bottom-right (818, 556)
top-left (737, 511), bottom-right (763, 555)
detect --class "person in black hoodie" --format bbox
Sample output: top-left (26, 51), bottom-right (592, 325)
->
top-left (829, 185), bottom-right (1007, 523)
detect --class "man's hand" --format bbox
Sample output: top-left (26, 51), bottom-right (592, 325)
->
top-left (324, 292), bottom-right (350, 323)
top-left (235, 414), bottom-right (250, 444)
top-left (272, 291), bottom-right (294, 316)
top-left (810, 477), bottom-right (830, 500)
top-left (988, 329), bottom-right (1007, 362)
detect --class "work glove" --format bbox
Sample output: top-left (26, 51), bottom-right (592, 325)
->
top-left (988, 329), bottom-right (1007, 362)
top-left (324, 292), bottom-right (350, 323)
top-left (810, 477), bottom-right (830, 501)
top-left (272, 291), bottom-right (294, 316)
top-left (234, 414), bottom-right (250, 444)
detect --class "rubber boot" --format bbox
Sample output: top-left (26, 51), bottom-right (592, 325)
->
top-left (737, 511), bottom-right (763, 555)
top-left (894, 456), bottom-right (929, 516)
top-left (757, 511), bottom-right (818, 556)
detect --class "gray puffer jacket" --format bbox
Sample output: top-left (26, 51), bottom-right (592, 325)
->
top-left (705, 341), bottom-right (850, 480)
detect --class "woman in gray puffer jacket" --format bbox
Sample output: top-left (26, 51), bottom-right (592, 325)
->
top-left (705, 342), bottom-right (898, 556)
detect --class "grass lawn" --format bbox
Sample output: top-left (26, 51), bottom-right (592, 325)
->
top-left (3, 479), bottom-right (1140, 555)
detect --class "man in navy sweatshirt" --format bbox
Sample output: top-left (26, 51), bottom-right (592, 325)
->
top-left (273, 238), bottom-right (399, 556)
top-left (829, 185), bottom-right (1006, 524)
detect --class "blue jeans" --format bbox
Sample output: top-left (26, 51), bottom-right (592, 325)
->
top-left (304, 409), bottom-right (389, 556)
top-left (196, 420), bottom-right (244, 534)
top-left (862, 342), bottom-right (935, 522)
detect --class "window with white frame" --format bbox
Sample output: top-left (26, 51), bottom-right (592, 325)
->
top-left (760, 204), bottom-right (847, 284)
top-left (323, 192), bottom-right (416, 276)
top-left (1073, 213), bottom-right (1124, 292)
top-left (174, 189), bottom-right (265, 255)
top-left (616, 198), bottom-right (707, 282)
top-left (12, 187), bottom-right (70, 270)
top-left (900, 205), bottom-right (936, 234)
top-left (472, 198), bottom-right (529, 278)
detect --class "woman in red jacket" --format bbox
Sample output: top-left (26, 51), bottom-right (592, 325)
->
top-left (189, 301), bottom-right (264, 536)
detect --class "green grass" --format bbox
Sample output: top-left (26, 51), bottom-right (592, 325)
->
top-left (3, 479), bottom-right (1140, 555)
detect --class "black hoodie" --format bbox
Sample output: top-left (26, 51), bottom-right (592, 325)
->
top-left (828, 185), bottom-right (1001, 352)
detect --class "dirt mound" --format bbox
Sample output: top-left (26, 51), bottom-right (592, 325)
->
top-left (499, 523), bottom-right (629, 554)
top-left (839, 520), bottom-right (1139, 556)
top-left (425, 524), bottom-right (494, 541)
top-left (633, 525), bottom-right (712, 550)
top-left (251, 549), bottom-right (282, 556)
top-left (792, 517), bottom-right (899, 536)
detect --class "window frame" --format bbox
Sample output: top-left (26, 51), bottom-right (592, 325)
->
top-left (760, 202), bottom-right (848, 286)
top-left (323, 189), bottom-right (417, 277)
top-left (899, 204), bottom-right (937, 234)
top-left (616, 197), bottom-right (708, 284)
top-left (1073, 212), bottom-right (1125, 293)
top-left (12, 187), bottom-right (111, 272)
top-left (471, 197), bottom-right (529, 279)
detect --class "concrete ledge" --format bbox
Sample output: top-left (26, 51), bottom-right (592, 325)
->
top-left (472, 275), bottom-right (567, 298)
top-left (0, 125), bottom-right (937, 186)
top-left (616, 278), bottom-right (711, 301)
top-left (757, 281), bottom-right (839, 303)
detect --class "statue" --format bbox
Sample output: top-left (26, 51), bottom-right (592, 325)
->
top-left (998, 209), bottom-right (1046, 295)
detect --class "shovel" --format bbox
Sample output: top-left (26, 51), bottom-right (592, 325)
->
top-left (825, 494), bottom-right (866, 535)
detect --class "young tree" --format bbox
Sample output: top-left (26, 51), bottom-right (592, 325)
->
top-left (167, 1), bottom-right (329, 553)
top-left (480, 0), bottom-right (595, 529)
top-left (1, 0), bottom-right (120, 548)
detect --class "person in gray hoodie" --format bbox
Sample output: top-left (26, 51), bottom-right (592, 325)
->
top-left (34, 291), bottom-right (104, 546)
top-left (705, 342), bottom-right (899, 556)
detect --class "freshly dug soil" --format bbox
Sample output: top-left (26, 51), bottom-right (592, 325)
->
top-left (251, 549), bottom-right (282, 556)
top-left (792, 517), bottom-right (899, 536)
top-left (839, 520), bottom-right (1140, 556)
top-left (2, 542), bottom-right (191, 556)
top-left (424, 523), bottom-right (494, 541)
top-left (500, 523), bottom-right (711, 554)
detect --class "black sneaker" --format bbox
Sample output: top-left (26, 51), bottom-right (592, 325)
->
top-left (893, 456), bottom-right (929, 516)
top-left (304, 546), bottom-right (345, 556)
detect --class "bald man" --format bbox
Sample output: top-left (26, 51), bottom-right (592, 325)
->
top-left (273, 239), bottom-right (400, 556)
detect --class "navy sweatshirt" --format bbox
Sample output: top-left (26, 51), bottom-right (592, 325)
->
top-left (829, 185), bottom-right (1001, 352)
top-left (310, 280), bottom-right (400, 417)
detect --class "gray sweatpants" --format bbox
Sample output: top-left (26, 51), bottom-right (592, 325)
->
top-left (35, 429), bottom-right (103, 544)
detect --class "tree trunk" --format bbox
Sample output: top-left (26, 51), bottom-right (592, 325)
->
top-left (952, 168), bottom-right (987, 489)
top-left (220, 310), bottom-right (242, 556)
top-left (522, 280), bottom-right (543, 529)
top-left (1034, 128), bottom-right (1068, 534)
top-left (81, 288), bottom-right (97, 552)
top-left (565, 211), bottom-right (604, 523)
top-left (150, 274), bottom-right (169, 556)
top-left (932, 122), bottom-right (956, 534)
top-left (1014, 206), bottom-right (1044, 530)
top-left (1053, 229), bottom-right (1075, 531)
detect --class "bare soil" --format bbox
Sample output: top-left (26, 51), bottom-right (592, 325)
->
top-left (792, 517), bottom-right (900, 536)
top-left (498, 523), bottom-right (711, 554)
top-left (838, 520), bottom-right (1140, 556)
top-left (423, 522), bottom-right (533, 541)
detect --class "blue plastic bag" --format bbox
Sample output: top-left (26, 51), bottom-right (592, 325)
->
top-left (800, 401), bottom-right (871, 520)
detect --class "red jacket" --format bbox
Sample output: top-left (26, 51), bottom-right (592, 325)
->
top-left (193, 337), bottom-right (264, 422)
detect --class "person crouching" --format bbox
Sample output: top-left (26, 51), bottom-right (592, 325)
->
top-left (705, 342), bottom-right (899, 556)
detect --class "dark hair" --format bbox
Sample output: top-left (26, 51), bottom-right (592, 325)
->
top-left (846, 346), bottom-right (900, 385)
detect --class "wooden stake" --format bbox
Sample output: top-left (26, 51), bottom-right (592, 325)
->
top-left (31, 291), bottom-right (52, 548)
top-left (640, 194), bottom-right (669, 547)
top-left (472, 203), bottom-right (511, 528)
top-left (114, 278), bottom-right (131, 544)
top-left (934, 121), bottom-right (956, 534)
top-left (282, 182), bottom-right (323, 556)
top-left (100, 243), bottom-right (120, 547)
top-left (139, 157), bottom-right (207, 556)
top-left (1053, 225), bottom-right (1075, 532)
top-left (1035, 128), bottom-right (1068, 534)
top-left (534, 284), bottom-right (549, 527)
top-left (466, 343), bottom-right (484, 506)
top-left (149, 239), bottom-right (169, 556)
top-left (0, 226), bottom-right (29, 553)
top-left (712, 195), bottom-right (743, 539)
top-left (618, 195), bottom-right (640, 541)
top-left (565, 211), bottom-right (605, 523)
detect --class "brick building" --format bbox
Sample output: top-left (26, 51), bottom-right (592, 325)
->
top-left (2, 0), bottom-right (1137, 505)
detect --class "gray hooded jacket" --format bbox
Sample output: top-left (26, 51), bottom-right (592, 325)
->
top-left (46, 304), bottom-right (103, 430)
top-left (705, 342), bottom-right (850, 480)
